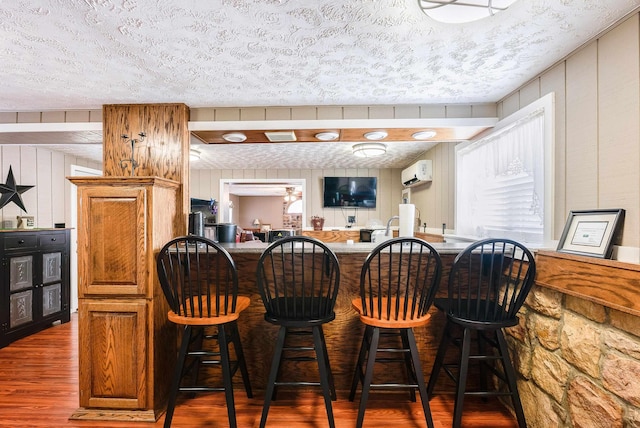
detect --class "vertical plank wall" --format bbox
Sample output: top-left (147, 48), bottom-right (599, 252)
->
top-left (0, 145), bottom-right (101, 228)
top-left (497, 13), bottom-right (640, 252)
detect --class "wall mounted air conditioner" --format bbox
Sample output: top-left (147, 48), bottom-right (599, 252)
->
top-left (402, 160), bottom-right (432, 187)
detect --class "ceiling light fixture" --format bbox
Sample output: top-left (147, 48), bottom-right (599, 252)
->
top-left (352, 143), bottom-right (387, 158)
top-left (283, 187), bottom-right (297, 202)
top-left (222, 132), bottom-right (247, 142)
top-left (412, 130), bottom-right (437, 140)
top-left (417, 0), bottom-right (517, 24)
top-left (315, 131), bottom-right (340, 141)
top-left (190, 148), bottom-right (201, 161)
top-left (363, 131), bottom-right (388, 141)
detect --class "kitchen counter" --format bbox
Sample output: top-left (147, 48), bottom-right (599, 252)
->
top-left (210, 238), bottom-right (466, 393)
top-left (220, 239), bottom-right (467, 254)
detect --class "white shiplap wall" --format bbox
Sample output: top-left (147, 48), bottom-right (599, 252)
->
top-left (0, 145), bottom-right (102, 229)
top-left (498, 12), bottom-right (640, 249)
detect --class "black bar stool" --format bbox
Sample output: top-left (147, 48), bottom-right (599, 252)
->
top-left (427, 238), bottom-right (536, 428)
top-left (256, 236), bottom-right (340, 428)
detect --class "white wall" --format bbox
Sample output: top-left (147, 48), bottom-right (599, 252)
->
top-left (498, 13), bottom-right (640, 249)
top-left (0, 145), bottom-right (101, 228)
top-left (190, 167), bottom-right (404, 229)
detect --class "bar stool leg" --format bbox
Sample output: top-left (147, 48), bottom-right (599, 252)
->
top-left (349, 326), bottom-right (371, 401)
top-left (406, 328), bottom-right (434, 428)
top-left (427, 320), bottom-right (452, 398)
top-left (356, 326), bottom-right (380, 428)
top-left (453, 327), bottom-right (472, 428)
top-left (229, 321), bottom-right (253, 398)
top-left (218, 325), bottom-right (237, 428)
top-left (317, 326), bottom-right (337, 400)
top-left (260, 326), bottom-right (287, 428)
top-left (312, 326), bottom-right (335, 428)
top-left (496, 329), bottom-right (527, 428)
top-left (400, 329), bottom-right (417, 402)
top-left (164, 325), bottom-right (192, 428)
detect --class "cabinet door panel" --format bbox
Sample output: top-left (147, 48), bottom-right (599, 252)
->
top-left (42, 252), bottom-right (62, 283)
top-left (9, 255), bottom-right (33, 291)
top-left (10, 290), bottom-right (33, 327)
top-left (78, 186), bottom-right (146, 296)
top-left (79, 300), bottom-right (147, 409)
top-left (42, 283), bottom-right (62, 316)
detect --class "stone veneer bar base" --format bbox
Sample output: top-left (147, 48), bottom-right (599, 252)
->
top-left (505, 250), bottom-right (640, 427)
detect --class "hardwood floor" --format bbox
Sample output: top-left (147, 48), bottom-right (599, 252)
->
top-left (0, 314), bottom-right (518, 427)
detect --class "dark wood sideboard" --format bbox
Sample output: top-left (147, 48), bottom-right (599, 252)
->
top-left (0, 229), bottom-right (71, 348)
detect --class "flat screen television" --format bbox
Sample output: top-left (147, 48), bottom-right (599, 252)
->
top-left (323, 177), bottom-right (377, 208)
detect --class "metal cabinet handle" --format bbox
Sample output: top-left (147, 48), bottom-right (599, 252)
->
top-left (18, 239), bottom-right (24, 244)
top-left (51, 238), bottom-right (56, 241)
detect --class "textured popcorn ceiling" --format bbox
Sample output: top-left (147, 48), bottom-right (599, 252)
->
top-left (1, 0), bottom-right (639, 169)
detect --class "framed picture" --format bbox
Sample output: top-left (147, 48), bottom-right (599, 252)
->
top-left (557, 209), bottom-right (625, 259)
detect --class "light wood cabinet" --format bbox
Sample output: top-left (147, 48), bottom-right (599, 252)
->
top-left (69, 177), bottom-right (181, 422)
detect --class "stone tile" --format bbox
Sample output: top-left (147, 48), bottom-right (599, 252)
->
top-left (566, 295), bottom-right (606, 323)
top-left (601, 353), bottom-right (640, 407)
top-left (568, 376), bottom-right (623, 428)
top-left (519, 380), bottom-right (563, 428)
top-left (531, 347), bottom-right (570, 401)
top-left (610, 309), bottom-right (640, 339)
top-left (526, 286), bottom-right (563, 319)
top-left (603, 328), bottom-right (640, 360)
top-left (529, 312), bottom-right (561, 351)
top-left (560, 312), bottom-right (601, 377)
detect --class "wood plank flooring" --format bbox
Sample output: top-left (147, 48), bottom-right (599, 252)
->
top-left (0, 314), bottom-right (518, 427)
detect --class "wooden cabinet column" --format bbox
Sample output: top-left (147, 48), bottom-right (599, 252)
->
top-left (69, 103), bottom-right (189, 422)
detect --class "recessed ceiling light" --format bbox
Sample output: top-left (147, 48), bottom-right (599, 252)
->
top-left (364, 131), bottom-right (388, 141)
top-left (222, 132), bottom-right (247, 142)
top-left (412, 130), bottom-right (437, 140)
top-left (315, 131), bottom-right (340, 141)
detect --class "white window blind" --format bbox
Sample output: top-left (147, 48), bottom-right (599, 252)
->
top-left (455, 108), bottom-right (546, 244)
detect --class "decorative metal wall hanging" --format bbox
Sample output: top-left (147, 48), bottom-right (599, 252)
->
top-left (0, 166), bottom-right (34, 212)
top-left (119, 132), bottom-right (146, 176)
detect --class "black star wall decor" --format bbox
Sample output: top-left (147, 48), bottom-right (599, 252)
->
top-left (0, 166), bottom-right (34, 212)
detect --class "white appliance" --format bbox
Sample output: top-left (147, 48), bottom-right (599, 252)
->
top-left (402, 160), bottom-right (433, 187)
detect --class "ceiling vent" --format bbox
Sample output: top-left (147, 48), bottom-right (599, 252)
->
top-left (264, 131), bottom-right (297, 142)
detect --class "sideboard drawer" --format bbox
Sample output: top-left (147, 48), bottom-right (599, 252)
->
top-left (3, 234), bottom-right (37, 251)
top-left (38, 232), bottom-right (67, 248)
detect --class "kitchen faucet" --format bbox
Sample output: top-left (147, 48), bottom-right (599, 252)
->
top-left (385, 216), bottom-right (399, 236)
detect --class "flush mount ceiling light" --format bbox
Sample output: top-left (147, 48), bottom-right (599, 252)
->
top-left (412, 130), bottom-right (437, 140)
top-left (363, 131), bottom-right (388, 141)
top-left (222, 132), bottom-right (247, 142)
top-left (352, 143), bottom-right (387, 158)
top-left (190, 148), bottom-right (201, 161)
top-left (417, 0), bottom-right (517, 24)
top-left (315, 131), bottom-right (340, 141)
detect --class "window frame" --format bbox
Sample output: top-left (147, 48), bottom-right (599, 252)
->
top-left (452, 93), bottom-right (555, 245)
